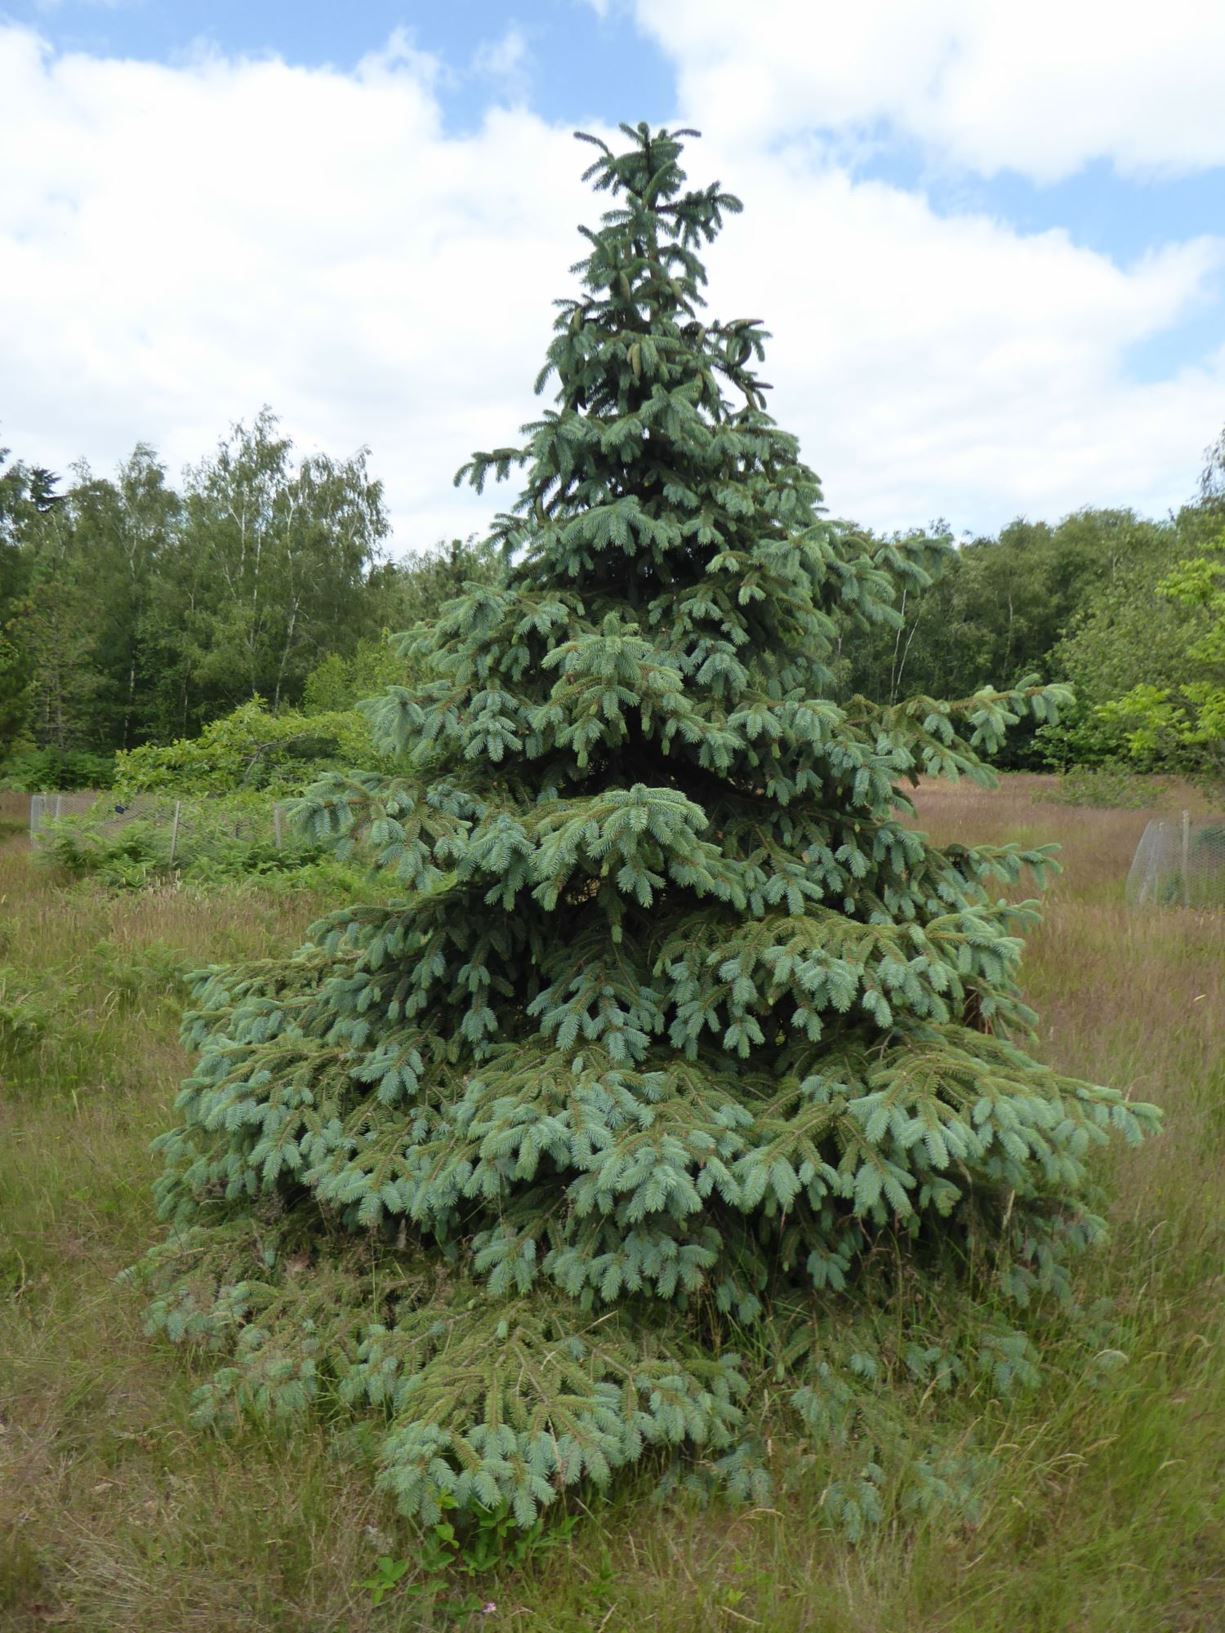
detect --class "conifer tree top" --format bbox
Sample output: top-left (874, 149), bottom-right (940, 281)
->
top-left (369, 123), bottom-right (1059, 836)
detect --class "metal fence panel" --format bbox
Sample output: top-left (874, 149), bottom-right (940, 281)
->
top-left (29, 790), bottom-right (99, 840)
top-left (27, 790), bottom-right (296, 858)
top-left (1126, 812), bottom-right (1225, 909)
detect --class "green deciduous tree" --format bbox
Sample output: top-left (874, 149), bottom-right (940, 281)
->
top-left (14, 486), bottom-right (102, 758)
top-left (133, 126), bottom-right (1158, 1528)
top-left (302, 538), bottom-right (505, 712)
top-left (85, 446), bottom-right (183, 750)
top-left (1097, 534), bottom-right (1225, 779)
top-left (843, 508), bottom-right (1180, 767)
top-left (1045, 440), bottom-right (1225, 776)
top-left (1038, 542), bottom-right (1190, 769)
top-left (0, 445), bottom-right (55, 751)
top-left (3, 447), bottom-right (180, 764)
top-left (114, 697), bottom-right (389, 798)
top-left (147, 409), bottom-right (389, 733)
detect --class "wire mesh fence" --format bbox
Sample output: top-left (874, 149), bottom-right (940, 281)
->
top-left (1125, 813), bottom-right (1225, 910)
top-left (29, 791), bottom-right (100, 838)
top-left (28, 790), bottom-right (296, 866)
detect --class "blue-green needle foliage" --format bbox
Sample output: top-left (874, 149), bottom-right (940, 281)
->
top-left (133, 125), bottom-right (1159, 1529)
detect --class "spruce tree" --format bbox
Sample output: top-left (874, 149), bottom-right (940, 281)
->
top-left (135, 125), bottom-right (1159, 1529)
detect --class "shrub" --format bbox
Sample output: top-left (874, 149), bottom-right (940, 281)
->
top-left (1040, 766), bottom-right (1172, 810)
top-left (37, 815), bottom-right (170, 888)
top-left (35, 796), bottom-right (339, 892)
top-left (1035, 700), bottom-right (1135, 771)
top-left (113, 699), bottom-right (388, 799)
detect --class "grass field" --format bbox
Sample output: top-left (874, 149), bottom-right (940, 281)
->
top-left (1, 777), bottom-right (1222, 1632)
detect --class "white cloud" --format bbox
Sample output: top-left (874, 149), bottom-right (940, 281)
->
top-left (472, 26), bottom-right (530, 98)
top-left (697, 141), bottom-right (1225, 526)
top-left (633, 0), bottom-right (1225, 180)
top-left (0, 26), bottom-right (590, 547)
top-left (0, 22), bottom-right (1222, 553)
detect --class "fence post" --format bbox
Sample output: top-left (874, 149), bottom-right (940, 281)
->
top-left (55, 793), bottom-right (63, 821)
top-left (273, 805), bottom-right (283, 850)
top-left (169, 800), bottom-right (182, 867)
top-left (1181, 809), bottom-right (1191, 909)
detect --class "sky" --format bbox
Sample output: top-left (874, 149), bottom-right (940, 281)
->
top-left (2, 0), bottom-right (1224, 550)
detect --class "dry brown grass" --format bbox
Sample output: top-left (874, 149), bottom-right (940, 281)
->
top-left (914, 777), bottom-right (1225, 1246)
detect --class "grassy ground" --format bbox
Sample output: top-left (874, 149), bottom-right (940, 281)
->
top-left (1, 777), bottom-right (1222, 1632)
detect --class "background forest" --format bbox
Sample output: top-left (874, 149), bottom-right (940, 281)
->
top-left (1, 406), bottom-right (1222, 794)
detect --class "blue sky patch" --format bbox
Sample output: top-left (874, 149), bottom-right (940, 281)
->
top-left (5, 1), bottom-right (675, 133)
